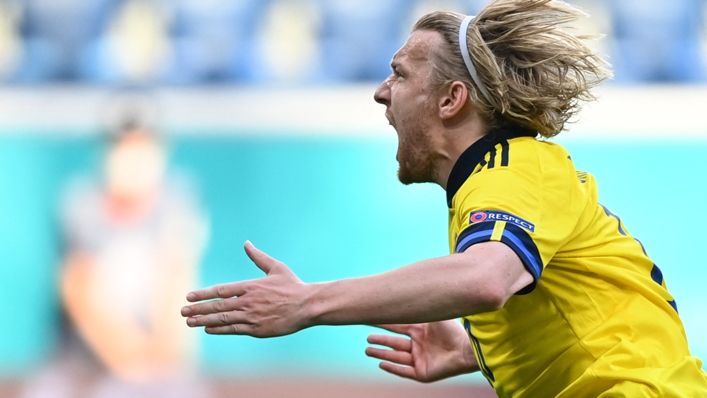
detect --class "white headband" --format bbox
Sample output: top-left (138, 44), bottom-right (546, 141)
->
top-left (459, 15), bottom-right (492, 103)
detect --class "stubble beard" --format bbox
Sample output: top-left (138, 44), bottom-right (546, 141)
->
top-left (396, 128), bottom-right (436, 185)
top-left (392, 94), bottom-right (438, 185)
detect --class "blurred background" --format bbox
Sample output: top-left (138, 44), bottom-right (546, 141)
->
top-left (0, 0), bottom-right (705, 397)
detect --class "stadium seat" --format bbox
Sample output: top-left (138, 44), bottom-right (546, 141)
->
top-left (315, 0), bottom-right (413, 83)
top-left (15, 0), bottom-right (120, 83)
top-left (606, 0), bottom-right (706, 82)
top-left (163, 0), bottom-right (272, 84)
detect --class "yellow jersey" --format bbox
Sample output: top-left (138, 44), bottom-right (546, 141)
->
top-left (447, 128), bottom-right (707, 398)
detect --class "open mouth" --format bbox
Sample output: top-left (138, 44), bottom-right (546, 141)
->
top-left (385, 112), bottom-right (394, 127)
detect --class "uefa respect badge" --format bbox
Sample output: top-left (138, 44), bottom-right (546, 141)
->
top-left (469, 210), bottom-right (535, 232)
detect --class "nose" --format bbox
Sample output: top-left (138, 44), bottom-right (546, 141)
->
top-left (374, 77), bottom-right (391, 106)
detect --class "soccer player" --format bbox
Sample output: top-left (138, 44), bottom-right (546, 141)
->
top-left (180, 0), bottom-right (707, 396)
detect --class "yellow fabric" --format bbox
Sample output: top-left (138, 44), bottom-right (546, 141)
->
top-left (490, 220), bottom-right (505, 241)
top-left (448, 136), bottom-right (707, 398)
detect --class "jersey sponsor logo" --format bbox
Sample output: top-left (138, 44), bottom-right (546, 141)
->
top-left (469, 211), bottom-right (535, 232)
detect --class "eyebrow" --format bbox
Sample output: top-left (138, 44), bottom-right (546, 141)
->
top-left (390, 53), bottom-right (406, 70)
top-left (390, 48), bottom-right (407, 65)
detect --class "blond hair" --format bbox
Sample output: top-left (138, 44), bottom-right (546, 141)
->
top-left (413, 0), bottom-right (612, 138)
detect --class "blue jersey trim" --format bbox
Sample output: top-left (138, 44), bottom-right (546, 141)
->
top-left (650, 264), bottom-right (679, 313)
top-left (501, 227), bottom-right (542, 278)
top-left (455, 225), bottom-right (494, 253)
top-left (455, 222), bottom-right (543, 294)
top-left (500, 224), bottom-right (542, 294)
top-left (650, 264), bottom-right (664, 285)
top-left (464, 318), bottom-right (496, 382)
top-left (668, 300), bottom-right (678, 312)
top-left (600, 204), bottom-right (627, 236)
top-left (446, 127), bottom-right (538, 207)
top-left (488, 146), bottom-right (496, 169)
top-left (500, 140), bottom-right (509, 167)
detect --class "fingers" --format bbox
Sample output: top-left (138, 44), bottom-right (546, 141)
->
top-left (366, 328), bottom-right (419, 381)
top-left (185, 281), bottom-right (247, 303)
top-left (378, 361), bottom-right (417, 380)
top-left (244, 241), bottom-right (282, 275)
top-left (186, 240), bottom-right (296, 306)
top-left (185, 308), bottom-right (249, 328)
top-left (365, 346), bottom-right (413, 366)
top-left (204, 324), bottom-right (252, 335)
top-left (367, 334), bottom-right (412, 352)
top-left (181, 296), bottom-right (241, 317)
top-left (366, 333), bottom-right (413, 367)
top-left (371, 324), bottom-right (413, 336)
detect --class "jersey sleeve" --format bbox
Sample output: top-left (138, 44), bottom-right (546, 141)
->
top-left (452, 164), bottom-right (576, 294)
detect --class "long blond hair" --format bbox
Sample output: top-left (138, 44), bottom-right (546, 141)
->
top-left (413, 0), bottom-right (611, 138)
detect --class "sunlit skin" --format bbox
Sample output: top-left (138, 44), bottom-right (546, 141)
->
top-left (373, 30), bottom-right (490, 188)
top-left (373, 34), bottom-right (438, 185)
top-left (180, 29), bottom-right (534, 383)
top-left (365, 321), bottom-right (479, 382)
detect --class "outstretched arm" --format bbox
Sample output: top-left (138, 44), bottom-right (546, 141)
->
top-left (181, 240), bottom-right (532, 337)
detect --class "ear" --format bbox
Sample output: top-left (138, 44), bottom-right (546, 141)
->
top-left (438, 81), bottom-right (469, 120)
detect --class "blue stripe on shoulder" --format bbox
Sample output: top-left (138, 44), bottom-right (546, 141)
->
top-left (500, 140), bottom-right (509, 167)
top-left (488, 147), bottom-right (496, 169)
top-left (500, 224), bottom-right (543, 295)
top-left (668, 300), bottom-right (678, 313)
top-left (455, 222), bottom-right (542, 295)
top-left (650, 264), bottom-right (679, 313)
top-left (650, 264), bottom-right (664, 285)
top-left (455, 222), bottom-right (495, 253)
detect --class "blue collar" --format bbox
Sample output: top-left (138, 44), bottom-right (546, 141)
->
top-left (446, 127), bottom-right (538, 207)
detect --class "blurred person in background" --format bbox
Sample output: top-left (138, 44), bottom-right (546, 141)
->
top-left (22, 99), bottom-right (211, 398)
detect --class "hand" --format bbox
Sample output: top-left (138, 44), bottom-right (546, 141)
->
top-left (180, 241), bottom-right (310, 337)
top-left (365, 320), bottom-right (479, 383)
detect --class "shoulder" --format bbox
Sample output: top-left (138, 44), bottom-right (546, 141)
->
top-left (505, 137), bottom-right (572, 166)
top-left (451, 138), bottom-right (577, 210)
top-left (459, 137), bottom-right (568, 181)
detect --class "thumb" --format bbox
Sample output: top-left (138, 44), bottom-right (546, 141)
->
top-left (244, 240), bottom-right (284, 275)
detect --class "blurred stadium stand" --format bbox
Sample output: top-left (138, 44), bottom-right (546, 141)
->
top-left (607, 0), bottom-right (707, 82)
top-left (0, 0), bottom-right (704, 84)
top-left (13, 0), bottom-right (120, 83)
top-left (166, 0), bottom-right (271, 84)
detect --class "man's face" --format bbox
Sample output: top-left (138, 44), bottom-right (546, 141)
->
top-left (106, 130), bottom-right (166, 199)
top-left (374, 29), bottom-right (442, 185)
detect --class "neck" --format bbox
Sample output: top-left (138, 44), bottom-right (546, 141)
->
top-left (432, 115), bottom-right (489, 190)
